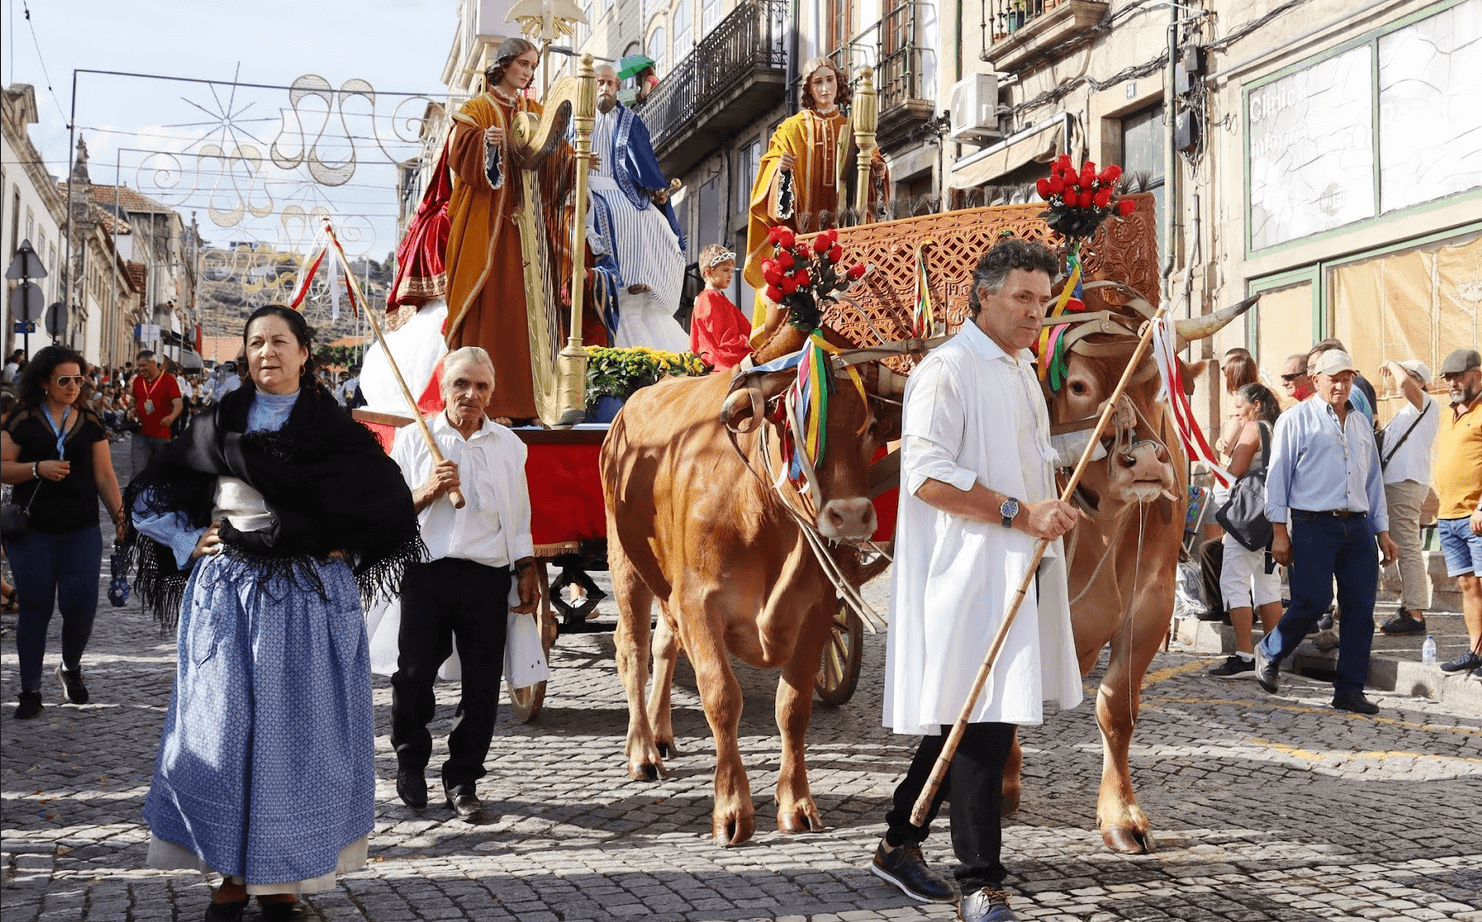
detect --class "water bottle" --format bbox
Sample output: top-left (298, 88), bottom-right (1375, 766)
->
top-left (1421, 635), bottom-right (1437, 665)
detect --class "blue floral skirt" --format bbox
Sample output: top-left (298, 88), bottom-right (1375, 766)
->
top-left (144, 551), bottom-right (375, 888)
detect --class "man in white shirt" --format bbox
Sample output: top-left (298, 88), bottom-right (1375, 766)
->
top-left (388, 346), bottom-right (541, 822)
top-left (1376, 359), bottom-right (1440, 636)
top-left (870, 240), bottom-right (1082, 922)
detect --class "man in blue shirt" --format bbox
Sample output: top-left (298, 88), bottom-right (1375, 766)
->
top-left (1257, 349), bottom-right (1399, 714)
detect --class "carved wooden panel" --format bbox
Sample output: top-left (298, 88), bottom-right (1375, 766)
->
top-left (814, 193), bottom-right (1159, 373)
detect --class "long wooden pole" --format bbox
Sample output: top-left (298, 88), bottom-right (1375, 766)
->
top-left (908, 301), bottom-right (1170, 826)
top-left (322, 218), bottom-right (465, 509)
top-left (555, 54), bottom-right (597, 423)
top-left (852, 66), bottom-right (878, 219)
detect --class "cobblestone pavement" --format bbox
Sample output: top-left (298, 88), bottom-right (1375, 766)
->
top-left (3, 444), bottom-right (1480, 921)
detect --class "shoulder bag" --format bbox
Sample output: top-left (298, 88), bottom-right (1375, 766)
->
top-left (0, 479), bottom-right (41, 542)
top-left (1378, 399), bottom-right (1431, 471)
top-left (1215, 422), bottom-right (1272, 552)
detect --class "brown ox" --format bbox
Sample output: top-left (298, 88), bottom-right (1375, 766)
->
top-left (601, 325), bottom-right (896, 846)
top-left (1002, 290), bottom-right (1256, 853)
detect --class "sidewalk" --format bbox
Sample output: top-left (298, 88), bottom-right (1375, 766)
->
top-left (1172, 602), bottom-right (1482, 711)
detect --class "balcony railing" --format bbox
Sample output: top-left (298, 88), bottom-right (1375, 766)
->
top-left (828, 4), bottom-right (930, 114)
top-left (637, 0), bottom-right (789, 150)
top-left (987, 0), bottom-right (1056, 43)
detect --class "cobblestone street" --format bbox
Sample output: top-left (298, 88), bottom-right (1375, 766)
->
top-left (4, 439), bottom-right (1481, 922)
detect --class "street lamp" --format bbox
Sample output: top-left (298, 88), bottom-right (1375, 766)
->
top-left (5, 239), bottom-right (48, 358)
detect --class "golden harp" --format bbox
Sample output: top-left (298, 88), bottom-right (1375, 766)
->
top-left (508, 55), bottom-right (597, 427)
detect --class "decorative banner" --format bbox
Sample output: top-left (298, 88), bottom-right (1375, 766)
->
top-left (1151, 315), bottom-right (1231, 488)
top-left (912, 240), bottom-right (936, 338)
top-left (288, 225), bottom-right (360, 320)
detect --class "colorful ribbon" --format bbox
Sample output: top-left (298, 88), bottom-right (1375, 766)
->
top-left (911, 241), bottom-right (936, 338)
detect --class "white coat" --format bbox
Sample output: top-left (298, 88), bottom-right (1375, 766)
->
top-left (882, 319), bottom-right (1084, 735)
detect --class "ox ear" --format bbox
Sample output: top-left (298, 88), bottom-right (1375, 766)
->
top-left (1182, 359), bottom-right (1209, 396)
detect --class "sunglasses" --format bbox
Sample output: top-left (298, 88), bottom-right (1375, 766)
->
top-left (1280, 373), bottom-right (1306, 382)
top-left (53, 375), bottom-right (87, 387)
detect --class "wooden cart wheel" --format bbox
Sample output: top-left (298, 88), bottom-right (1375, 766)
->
top-left (507, 560), bottom-right (558, 723)
top-left (815, 602), bottom-right (864, 706)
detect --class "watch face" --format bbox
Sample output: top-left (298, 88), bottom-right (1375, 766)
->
top-left (1001, 499), bottom-right (1018, 520)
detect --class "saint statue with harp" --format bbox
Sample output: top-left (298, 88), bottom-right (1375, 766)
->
top-left (442, 37), bottom-right (603, 426)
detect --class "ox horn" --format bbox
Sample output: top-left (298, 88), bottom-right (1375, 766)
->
top-left (720, 384), bottom-right (764, 434)
top-left (1174, 294), bottom-right (1261, 347)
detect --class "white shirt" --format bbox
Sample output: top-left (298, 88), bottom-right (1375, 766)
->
top-left (882, 320), bottom-right (1083, 735)
top-left (175, 375), bottom-right (192, 399)
top-left (390, 413), bottom-right (534, 572)
top-left (1380, 394), bottom-right (1440, 486)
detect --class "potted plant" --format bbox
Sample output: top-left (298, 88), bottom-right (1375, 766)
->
top-left (585, 346), bottom-right (709, 421)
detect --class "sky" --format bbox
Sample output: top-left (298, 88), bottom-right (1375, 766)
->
top-left (4, 0), bottom-right (455, 261)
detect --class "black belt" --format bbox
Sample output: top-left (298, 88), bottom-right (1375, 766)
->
top-left (1293, 508), bottom-right (1363, 518)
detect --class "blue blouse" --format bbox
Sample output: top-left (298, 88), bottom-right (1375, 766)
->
top-left (133, 390), bottom-right (300, 567)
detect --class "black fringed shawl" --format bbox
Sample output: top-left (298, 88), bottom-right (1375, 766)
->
top-left (124, 381), bottom-right (424, 628)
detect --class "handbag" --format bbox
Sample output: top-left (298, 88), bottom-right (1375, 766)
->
top-left (1215, 422), bottom-right (1273, 552)
top-left (0, 480), bottom-right (41, 542)
top-left (1378, 399), bottom-right (1430, 471)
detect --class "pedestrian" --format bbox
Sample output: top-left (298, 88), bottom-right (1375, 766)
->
top-left (1208, 383), bottom-right (1284, 678)
top-left (388, 346), bottom-right (541, 822)
top-left (126, 305), bottom-right (422, 922)
top-left (1257, 349), bottom-right (1399, 714)
top-left (1308, 338), bottom-right (1377, 422)
top-left (129, 350), bottom-right (183, 478)
top-left (1432, 348), bottom-right (1482, 676)
top-left (1, 346), bottom-right (126, 719)
top-left (1280, 354), bottom-right (1316, 403)
top-left (1214, 347), bottom-right (1258, 457)
top-left (688, 245), bottom-right (752, 370)
top-left (872, 239), bottom-right (1082, 922)
top-left (1375, 359), bottom-right (1440, 636)
top-left (1, 348), bottom-right (25, 385)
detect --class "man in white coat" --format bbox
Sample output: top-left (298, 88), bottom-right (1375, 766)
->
top-left (388, 347), bottom-right (541, 822)
top-left (870, 239), bottom-right (1084, 922)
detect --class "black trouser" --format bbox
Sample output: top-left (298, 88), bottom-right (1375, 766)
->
top-left (1200, 538), bottom-right (1225, 616)
top-left (883, 722), bottom-right (1018, 894)
top-left (390, 557), bottom-right (510, 790)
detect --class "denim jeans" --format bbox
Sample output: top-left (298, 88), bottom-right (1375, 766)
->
top-left (5, 524), bottom-right (103, 692)
top-left (1258, 511), bottom-right (1378, 696)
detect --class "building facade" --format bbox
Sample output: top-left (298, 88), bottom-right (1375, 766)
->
top-left (1, 84), bottom-right (69, 357)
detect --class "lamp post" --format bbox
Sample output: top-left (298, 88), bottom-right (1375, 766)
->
top-left (5, 239), bottom-right (48, 358)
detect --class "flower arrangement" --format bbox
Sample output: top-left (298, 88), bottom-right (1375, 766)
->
top-left (1035, 156), bottom-right (1135, 241)
top-left (586, 346), bottom-right (708, 411)
top-left (759, 226), bottom-right (869, 332)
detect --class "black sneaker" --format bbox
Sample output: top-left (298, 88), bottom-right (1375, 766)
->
top-left (1208, 655), bottom-right (1255, 679)
top-left (1379, 611), bottom-right (1427, 635)
top-left (13, 691), bottom-right (42, 720)
top-left (1439, 650), bottom-right (1482, 674)
top-left (871, 840), bottom-right (955, 903)
top-left (55, 664), bottom-right (89, 704)
top-left (1195, 609), bottom-right (1229, 623)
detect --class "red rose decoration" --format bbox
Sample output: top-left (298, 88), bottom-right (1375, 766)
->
top-left (778, 229), bottom-right (796, 249)
top-left (813, 235), bottom-right (831, 254)
top-left (828, 244), bottom-right (843, 262)
top-left (1078, 190), bottom-right (1094, 208)
top-left (764, 267), bottom-right (783, 286)
top-left (1036, 178), bottom-right (1052, 199)
top-left (781, 277), bottom-right (799, 295)
top-left (1098, 165), bottom-right (1122, 183)
top-left (1079, 166), bottom-right (1096, 188)
top-left (847, 263), bottom-right (866, 280)
top-left (778, 252), bottom-right (795, 269)
top-left (1048, 176), bottom-right (1065, 196)
top-left (1083, 161), bottom-right (1097, 176)
top-left (825, 228), bottom-right (839, 244)
top-left (1055, 154), bottom-right (1072, 171)
top-left (1117, 199), bottom-right (1136, 216)
top-left (765, 285), bottom-right (783, 302)
top-left (1094, 188), bottom-right (1113, 209)
top-left (767, 227), bottom-right (782, 244)
top-left (795, 269), bottom-right (812, 286)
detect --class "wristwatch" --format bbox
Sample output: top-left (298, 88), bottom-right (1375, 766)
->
top-left (999, 496), bottom-right (1020, 529)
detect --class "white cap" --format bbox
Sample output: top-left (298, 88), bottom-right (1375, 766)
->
top-left (1311, 349), bottom-right (1355, 376)
top-left (1394, 358), bottom-right (1432, 386)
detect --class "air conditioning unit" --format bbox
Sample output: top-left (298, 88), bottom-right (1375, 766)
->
top-left (949, 74), bottom-right (1002, 142)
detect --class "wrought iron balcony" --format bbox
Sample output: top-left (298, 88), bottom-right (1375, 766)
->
top-left (829, 3), bottom-right (936, 152)
top-left (636, 0), bottom-right (789, 176)
top-left (982, 0), bottom-right (1108, 72)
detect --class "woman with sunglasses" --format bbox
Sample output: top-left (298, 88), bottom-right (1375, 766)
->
top-left (1, 345), bottom-right (125, 720)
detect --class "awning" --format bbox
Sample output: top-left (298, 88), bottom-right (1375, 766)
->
top-left (177, 348), bottom-right (204, 370)
top-left (948, 114), bottom-right (1066, 190)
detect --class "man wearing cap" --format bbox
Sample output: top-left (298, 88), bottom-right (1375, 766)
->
top-left (1376, 359), bottom-right (1441, 636)
top-left (1432, 348), bottom-right (1482, 675)
top-left (1257, 349), bottom-right (1399, 714)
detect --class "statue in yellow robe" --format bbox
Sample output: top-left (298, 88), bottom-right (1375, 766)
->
top-left (743, 57), bottom-right (888, 345)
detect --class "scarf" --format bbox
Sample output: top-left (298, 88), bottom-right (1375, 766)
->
top-left (125, 381), bottom-right (425, 628)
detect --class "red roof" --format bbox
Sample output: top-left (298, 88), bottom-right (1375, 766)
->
top-left (87, 183), bottom-right (173, 215)
top-left (126, 261), bottom-right (147, 292)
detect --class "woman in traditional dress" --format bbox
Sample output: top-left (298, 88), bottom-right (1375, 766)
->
top-left (442, 36), bottom-right (579, 423)
top-left (127, 305), bottom-right (422, 922)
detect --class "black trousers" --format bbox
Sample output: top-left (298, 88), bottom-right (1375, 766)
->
top-left (883, 722), bottom-right (1018, 893)
top-left (390, 557), bottom-right (511, 789)
top-left (1200, 537), bottom-right (1225, 616)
